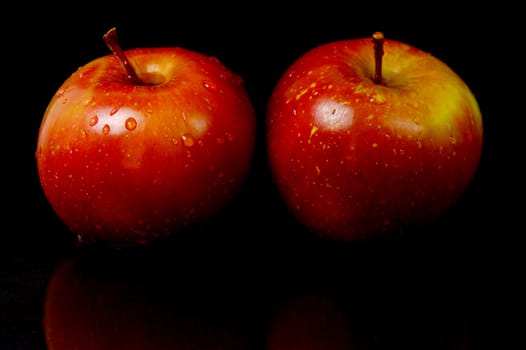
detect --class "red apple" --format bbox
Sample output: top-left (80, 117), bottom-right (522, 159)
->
top-left (36, 28), bottom-right (256, 247)
top-left (266, 32), bottom-right (483, 242)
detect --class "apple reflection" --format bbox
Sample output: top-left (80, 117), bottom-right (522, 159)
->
top-left (43, 251), bottom-right (254, 350)
top-left (42, 233), bottom-right (475, 350)
top-left (262, 234), bottom-right (474, 350)
top-left (264, 284), bottom-right (470, 350)
top-left (265, 290), bottom-right (354, 350)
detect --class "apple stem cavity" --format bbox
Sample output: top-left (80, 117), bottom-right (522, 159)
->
top-left (372, 31), bottom-right (384, 84)
top-left (103, 27), bottom-right (145, 85)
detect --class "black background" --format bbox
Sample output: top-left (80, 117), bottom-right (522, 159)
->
top-left (2, 2), bottom-right (519, 349)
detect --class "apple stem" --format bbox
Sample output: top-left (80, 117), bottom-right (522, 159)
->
top-left (103, 27), bottom-right (144, 85)
top-left (372, 31), bottom-right (384, 84)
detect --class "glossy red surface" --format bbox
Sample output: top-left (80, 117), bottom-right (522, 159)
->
top-left (36, 47), bottom-right (256, 246)
top-left (267, 37), bottom-right (483, 242)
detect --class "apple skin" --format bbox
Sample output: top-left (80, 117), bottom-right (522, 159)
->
top-left (266, 35), bottom-right (483, 242)
top-left (36, 46), bottom-right (256, 247)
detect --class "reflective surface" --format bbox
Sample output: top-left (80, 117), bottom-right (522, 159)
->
top-left (5, 211), bottom-right (491, 349)
top-left (5, 5), bottom-right (513, 349)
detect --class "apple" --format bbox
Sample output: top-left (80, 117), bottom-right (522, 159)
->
top-left (36, 27), bottom-right (256, 247)
top-left (266, 32), bottom-right (483, 242)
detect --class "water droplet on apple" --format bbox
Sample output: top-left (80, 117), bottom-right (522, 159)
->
top-left (83, 97), bottom-right (93, 106)
top-left (56, 89), bottom-right (65, 97)
top-left (182, 133), bottom-right (195, 147)
top-left (88, 115), bottom-right (98, 126)
top-left (171, 137), bottom-right (180, 145)
top-left (102, 124), bottom-right (110, 135)
top-left (208, 56), bottom-right (221, 65)
top-left (202, 80), bottom-right (217, 92)
top-left (125, 117), bottom-right (137, 131)
top-left (109, 103), bottom-right (122, 116)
